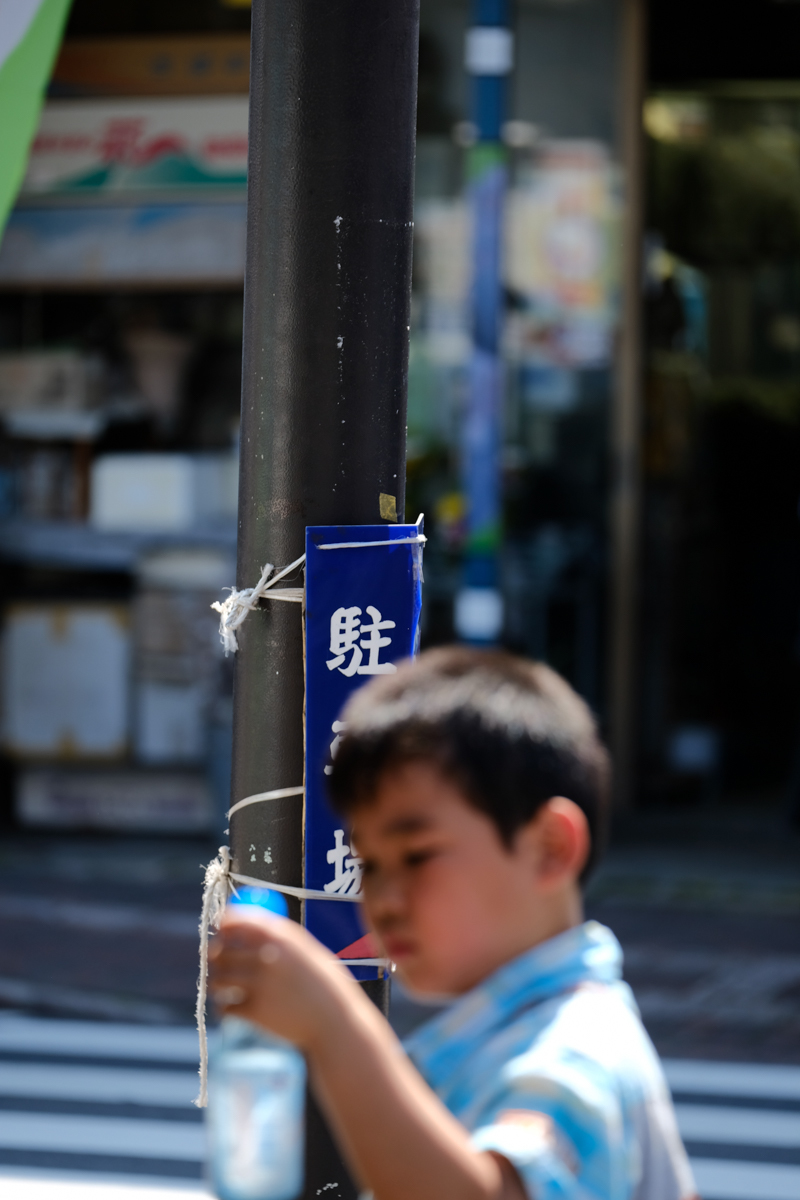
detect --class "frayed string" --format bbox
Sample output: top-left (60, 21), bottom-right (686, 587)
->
top-left (195, 846), bottom-right (233, 1107)
top-left (211, 553), bottom-right (305, 654)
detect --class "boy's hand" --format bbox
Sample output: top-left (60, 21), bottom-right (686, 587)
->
top-left (208, 908), bottom-right (526, 1200)
top-left (208, 910), bottom-right (354, 1051)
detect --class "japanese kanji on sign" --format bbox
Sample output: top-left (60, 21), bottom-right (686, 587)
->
top-left (304, 522), bottom-right (424, 979)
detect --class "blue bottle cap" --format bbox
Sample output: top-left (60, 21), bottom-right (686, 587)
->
top-left (228, 885), bottom-right (289, 917)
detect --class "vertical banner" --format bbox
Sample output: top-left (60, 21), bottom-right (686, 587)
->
top-left (456, 2), bottom-right (512, 644)
top-left (304, 522), bottom-right (423, 980)
top-left (0, 0), bottom-right (73, 236)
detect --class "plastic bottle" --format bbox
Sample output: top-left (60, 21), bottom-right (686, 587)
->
top-left (206, 887), bottom-right (306, 1200)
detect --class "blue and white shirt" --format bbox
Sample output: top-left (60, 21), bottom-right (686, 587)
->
top-left (404, 922), bottom-right (695, 1200)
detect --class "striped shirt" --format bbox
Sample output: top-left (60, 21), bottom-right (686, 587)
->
top-left (405, 921), bottom-right (696, 1200)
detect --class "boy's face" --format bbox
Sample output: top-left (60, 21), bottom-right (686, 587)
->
top-left (351, 761), bottom-right (585, 998)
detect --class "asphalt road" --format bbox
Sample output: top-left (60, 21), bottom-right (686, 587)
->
top-left (1, 820), bottom-right (798, 1063)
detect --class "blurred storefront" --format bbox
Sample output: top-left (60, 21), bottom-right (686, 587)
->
top-left (3, 0), bottom-right (798, 833)
top-left (410, 0), bottom-right (621, 710)
top-left (0, 3), bottom-right (251, 834)
top-left (641, 0), bottom-right (800, 820)
top-left (0, 0), bottom-right (628, 836)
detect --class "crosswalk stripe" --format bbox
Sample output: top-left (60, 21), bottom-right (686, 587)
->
top-left (675, 1102), bottom-right (800, 1147)
top-left (691, 1157), bottom-right (800, 1200)
top-left (0, 1112), bottom-right (205, 1160)
top-left (0, 1173), bottom-right (211, 1200)
top-left (0, 1064), bottom-right (198, 1106)
top-left (663, 1058), bottom-right (800, 1100)
top-left (0, 1018), bottom-right (798, 1200)
top-left (0, 1016), bottom-right (200, 1063)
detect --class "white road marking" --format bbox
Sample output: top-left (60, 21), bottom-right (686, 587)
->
top-left (664, 1058), bottom-right (800, 1100)
top-left (691, 1157), bottom-right (800, 1200)
top-left (0, 1063), bottom-right (198, 1106)
top-left (3, 1020), bottom-right (800, 1200)
top-left (0, 1174), bottom-right (210, 1200)
top-left (0, 1016), bottom-right (201, 1063)
top-left (0, 1113), bottom-right (205, 1161)
top-left (676, 1102), bottom-right (800, 1147)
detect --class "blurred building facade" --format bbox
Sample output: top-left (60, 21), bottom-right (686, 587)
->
top-left (641, 0), bottom-right (800, 821)
top-left (0, 0), bottom-right (799, 832)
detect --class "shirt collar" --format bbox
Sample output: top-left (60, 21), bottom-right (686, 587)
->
top-left (404, 921), bottom-right (623, 1087)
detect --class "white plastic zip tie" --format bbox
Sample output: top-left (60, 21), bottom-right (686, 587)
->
top-left (338, 959), bottom-right (388, 966)
top-left (318, 514), bottom-right (425, 551)
top-left (227, 785), bottom-right (305, 820)
top-left (318, 535), bottom-right (427, 550)
top-left (229, 869), bottom-right (362, 903)
top-left (211, 552), bottom-right (306, 654)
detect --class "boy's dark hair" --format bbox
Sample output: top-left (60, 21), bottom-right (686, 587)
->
top-left (327, 646), bottom-right (611, 881)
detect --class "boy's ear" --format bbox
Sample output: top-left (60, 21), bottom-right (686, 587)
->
top-left (516, 796), bottom-right (590, 886)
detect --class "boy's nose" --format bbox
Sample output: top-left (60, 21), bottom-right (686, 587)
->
top-left (363, 871), bottom-right (407, 923)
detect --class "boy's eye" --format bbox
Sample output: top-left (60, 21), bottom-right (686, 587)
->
top-left (404, 847), bottom-right (438, 868)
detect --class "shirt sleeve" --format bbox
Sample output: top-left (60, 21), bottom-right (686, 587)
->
top-left (468, 1060), bottom-right (627, 1200)
top-left (470, 1059), bottom-right (695, 1200)
top-left (472, 1106), bottom-right (584, 1200)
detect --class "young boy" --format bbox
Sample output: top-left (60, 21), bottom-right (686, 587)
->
top-left (209, 648), bottom-right (696, 1200)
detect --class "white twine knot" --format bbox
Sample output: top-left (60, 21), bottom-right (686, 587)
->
top-left (211, 553), bottom-right (306, 654)
top-left (195, 845), bottom-right (233, 1108)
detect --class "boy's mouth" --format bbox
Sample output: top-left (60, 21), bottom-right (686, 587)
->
top-left (381, 935), bottom-right (416, 961)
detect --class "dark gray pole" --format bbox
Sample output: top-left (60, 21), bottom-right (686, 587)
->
top-left (230, 3), bottom-right (419, 1197)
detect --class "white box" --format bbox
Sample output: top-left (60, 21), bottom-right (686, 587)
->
top-left (135, 680), bottom-right (206, 763)
top-left (91, 454), bottom-right (194, 532)
top-left (16, 768), bottom-right (213, 832)
top-left (0, 350), bottom-right (99, 413)
top-left (2, 604), bottom-right (130, 759)
top-left (90, 452), bottom-right (237, 532)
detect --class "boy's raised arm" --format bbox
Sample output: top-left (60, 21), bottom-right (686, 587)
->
top-left (209, 911), bottom-right (527, 1200)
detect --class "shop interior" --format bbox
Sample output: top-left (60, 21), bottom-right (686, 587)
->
top-left (0, 1), bottom-right (250, 834)
top-left (0, 0), bottom-right (623, 835)
top-left (2, 0), bottom-right (799, 834)
top-left (641, 0), bottom-right (800, 821)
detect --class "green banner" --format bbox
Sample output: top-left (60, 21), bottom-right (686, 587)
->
top-left (0, 0), bottom-right (72, 234)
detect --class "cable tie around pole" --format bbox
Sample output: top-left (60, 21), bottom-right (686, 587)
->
top-left (229, 870), bottom-right (362, 903)
top-left (339, 958), bottom-right (391, 967)
top-left (227, 785), bottom-right (304, 820)
top-left (211, 552), bottom-right (305, 654)
top-left (225, 794), bottom-right (362, 899)
top-left (317, 535), bottom-right (426, 550)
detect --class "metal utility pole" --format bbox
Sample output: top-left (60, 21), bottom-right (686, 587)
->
top-left (230, 3), bottom-right (419, 1197)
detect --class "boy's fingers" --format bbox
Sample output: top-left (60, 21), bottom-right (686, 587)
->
top-left (209, 965), bottom-right (256, 989)
top-left (209, 960), bottom-right (263, 991)
top-left (209, 945), bottom-right (284, 996)
top-left (211, 946), bottom-right (267, 968)
top-left (213, 985), bottom-right (247, 1007)
top-left (218, 914), bottom-right (284, 941)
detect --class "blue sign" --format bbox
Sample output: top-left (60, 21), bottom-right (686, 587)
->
top-left (304, 522), bottom-right (423, 980)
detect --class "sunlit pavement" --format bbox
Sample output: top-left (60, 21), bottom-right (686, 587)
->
top-left (1, 1178), bottom-right (209, 1200)
top-left (1, 826), bottom-right (798, 1198)
top-left (2, 828), bottom-right (799, 1062)
top-left (0, 1015), bottom-right (208, 1198)
top-left (1, 1014), bottom-right (799, 1200)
